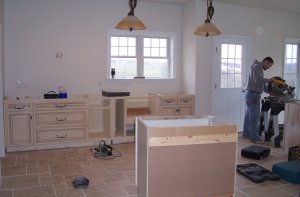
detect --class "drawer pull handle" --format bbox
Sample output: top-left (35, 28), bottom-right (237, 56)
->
top-left (165, 100), bottom-right (172, 103)
top-left (13, 105), bottom-right (26, 109)
top-left (182, 98), bottom-right (189, 102)
top-left (56, 134), bottom-right (67, 138)
top-left (56, 117), bottom-right (67, 122)
top-left (55, 103), bottom-right (67, 108)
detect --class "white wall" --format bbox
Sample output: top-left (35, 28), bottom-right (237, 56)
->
top-left (183, 0), bottom-right (300, 115)
top-left (4, 0), bottom-right (183, 97)
top-left (0, 0), bottom-right (5, 158)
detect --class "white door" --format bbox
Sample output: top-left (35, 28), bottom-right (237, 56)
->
top-left (212, 35), bottom-right (248, 131)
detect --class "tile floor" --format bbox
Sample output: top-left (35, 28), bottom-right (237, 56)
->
top-left (0, 137), bottom-right (299, 197)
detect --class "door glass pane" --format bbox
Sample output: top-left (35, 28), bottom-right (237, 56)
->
top-left (220, 44), bottom-right (243, 88)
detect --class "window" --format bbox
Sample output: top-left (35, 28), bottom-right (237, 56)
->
top-left (108, 31), bottom-right (174, 79)
top-left (284, 38), bottom-right (300, 98)
top-left (220, 44), bottom-right (242, 88)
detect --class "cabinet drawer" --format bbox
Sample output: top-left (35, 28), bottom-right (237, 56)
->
top-left (35, 111), bottom-right (86, 126)
top-left (178, 96), bottom-right (194, 105)
top-left (160, 97), bottom-right (177, 106)
top-left (34, 101), bottom-right (86, 111)
top-left (7, 103), bottom-right (31, 112)
top-left (36, 127), bottom-right (86, 143)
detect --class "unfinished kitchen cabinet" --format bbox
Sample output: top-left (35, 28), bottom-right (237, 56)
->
top-left (115, 96), bottom-right (150, 137)
top-left (34, 99), bottom-right (87, 143)
top-left (148, 94), bottom-right (194, 116)
top-left (136, 117), bottom-right (237, 197)
top-left (4, 101), bottom-right (33, 146)
top-left (87, 98), bottom-right (112, 138)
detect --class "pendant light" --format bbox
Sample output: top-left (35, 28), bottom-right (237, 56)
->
top-left (194, 0), bottom-right (221, 37)
top-left (115, 0), bottom-right (146, 31)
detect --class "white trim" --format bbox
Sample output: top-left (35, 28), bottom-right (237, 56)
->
top-left (283, 37), bottom-right (300, 98)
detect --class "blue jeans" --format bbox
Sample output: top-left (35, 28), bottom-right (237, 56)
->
top-left (243, 91), bottom-right (261, 141)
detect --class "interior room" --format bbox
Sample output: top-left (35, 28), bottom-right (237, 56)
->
top-left (0, 0), bottom-right (300, 196)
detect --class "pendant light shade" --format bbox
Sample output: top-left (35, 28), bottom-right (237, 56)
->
top-left (194, 0), bottom-right (221, 37)
top-left (194, 20), bottom-right (221, 37)
top-left (115, 0), bottom-right (146, 31)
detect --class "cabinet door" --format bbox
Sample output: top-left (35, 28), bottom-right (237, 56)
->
top-left (161, 107), bottom-right (178, 116)
top-left (8, 113), bottom-right (32, 145)
top-left (178, 106), bottom-right (194, 116)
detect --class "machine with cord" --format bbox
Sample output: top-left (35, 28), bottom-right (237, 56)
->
top-left (259, 76), bottom-right (296, 147)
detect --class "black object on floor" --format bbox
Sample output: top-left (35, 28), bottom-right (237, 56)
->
top-left (237, 163), bottom-right (280, 183)
top-left (288, 146), bottom-right (300, 161)
top-left (72, 176), bottom-right (89, 188)
top-left (241, 145), bottom-right (270, 160)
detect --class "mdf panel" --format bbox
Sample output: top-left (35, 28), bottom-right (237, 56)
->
top-left (9, 113), bottom-right (32, 145)
top-left (148, 143), bottom-right (236, 197)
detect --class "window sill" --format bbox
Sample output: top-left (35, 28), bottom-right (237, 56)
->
top-left (105, 78), bottom-right (176, 83)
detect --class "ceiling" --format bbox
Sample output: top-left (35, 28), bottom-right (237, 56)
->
top-left (141, 0), bottom-right (300, 14)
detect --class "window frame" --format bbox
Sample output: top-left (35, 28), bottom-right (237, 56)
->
top-left (284, 37), bottom-right (300, 99)
top-left (107, 30), bottom-right (176, 81)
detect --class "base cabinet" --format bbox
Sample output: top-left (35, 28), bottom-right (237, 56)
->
top-left (8, 113), bottom-right (32, 145)
top-left (136, 117), bottom-right (237, 197)
top-left (149, 94), bottom-right (195, 117)
top-left (5, 102), bottom-right (33, 146)
top-left (4, 93), bottom-right (195, 152)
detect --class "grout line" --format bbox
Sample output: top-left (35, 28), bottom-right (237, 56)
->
top-left (268, 183), bottom-right (295, 197)
top-left (52, 185), bottom-right (58, 197)
top-left (235, 188), bottom-right (251, 197)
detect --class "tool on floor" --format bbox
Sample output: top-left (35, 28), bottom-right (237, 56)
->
top-left (259, 77), bottom-right (296, 147)
top-left (237, 163), bottom-right (280, 183)
top-left (241, 145), bottom-right (270, 160)
top-left (72, 176), bottom-right (89, 188)
top-left (90, 140), bottom-right (122, 160)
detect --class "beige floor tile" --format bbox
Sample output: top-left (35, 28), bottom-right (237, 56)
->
top-left (105, 161), bottom-right (134, 173)
top-left (14, 186), bottom-right (56, 197)
top-left (276, 184), bottom-right (300, 196)
top-left (235, 174), bottom-right (256, 190)
top-left (27, 165), bottom-right (50, 174)
top-left (235, 189), bottom-right (249, 197)
top-left (241, 184), bottom-right (293, 197)
top-left (1, 165), bottom-right (26, 176)
top-left (122, 184), bottom-right (137, 195)
top-left (49, 164), bottom-right (83, 176)
top-left (123, 171), bottom-right (135, 184)
top-left (80, 171), bottom-right (105, 186)
top-left (0, 157), bottom-right (16, 166)
top-left (83, 183), bottom-right (127, 197)
top-left (53, 183), bottom-right (68, 190)
top-left (104, 173), bottom-right (127, 183)
top-left (27, 150), bottom-right (56, 159)
top-left (0, 175), bottom-right (40, 189)
top-left (15, 158), bottom-right (38, 167)
top-left (37, 156), bottom-right (69, 166)
top-left (39, 175), bottom-right (65, 186)
top-left (0, 190), bottom-right (13, 197)
top-left (68, 156), bottom-right (91, 165)
top-left (55, 188), bottom-right (85, 197)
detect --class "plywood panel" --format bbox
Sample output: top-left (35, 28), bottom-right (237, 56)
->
top-left (148, 142), bottom-right (236, 197)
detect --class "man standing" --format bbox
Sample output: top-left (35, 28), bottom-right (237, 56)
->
top-left (243, 57), bottom-right (274, 143)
